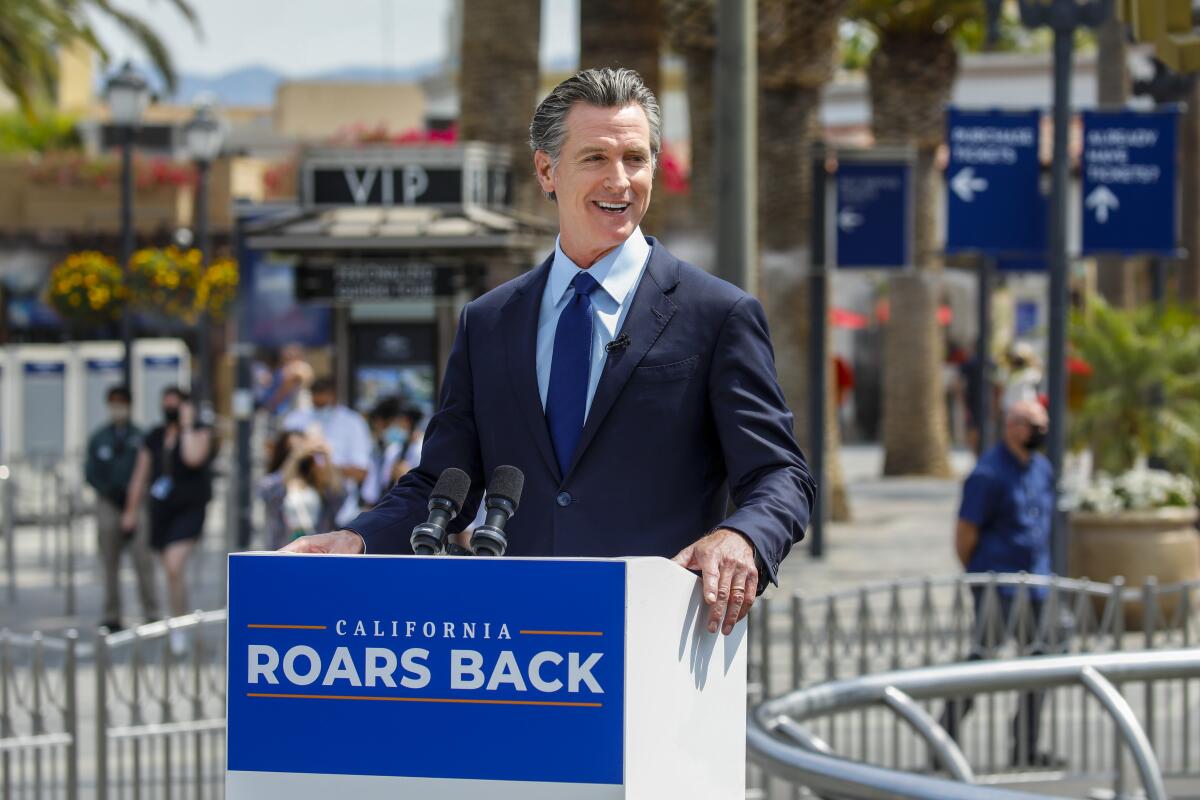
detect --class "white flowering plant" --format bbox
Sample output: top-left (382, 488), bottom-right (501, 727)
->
top-left (1061, 467), bottom-right (1197, 515)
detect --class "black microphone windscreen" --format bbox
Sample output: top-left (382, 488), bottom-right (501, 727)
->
top-left (487, 465), bottom-right (524, 509)
top-left (432, 467), bottom-right (472, 511)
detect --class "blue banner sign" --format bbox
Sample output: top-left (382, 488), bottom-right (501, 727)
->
top-left (946, 108), bottom-right (1044, 255)
top-left (1081, 108), bottom-right (1179, 256)
top-left (836, 161), bottom-right (910, 269)
top-left (227, 554), bottom-right (626, 786)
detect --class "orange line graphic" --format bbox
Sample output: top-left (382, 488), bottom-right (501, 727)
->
top-left (519, 630), bottom-right (603, 637)
top-left (247, 692), bottom-right (602, 708)
top-left (247, 624), bottom-right (328, 630)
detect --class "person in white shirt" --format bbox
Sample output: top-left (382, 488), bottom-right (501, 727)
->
top-left (282, 377), bottom-right (372, 527)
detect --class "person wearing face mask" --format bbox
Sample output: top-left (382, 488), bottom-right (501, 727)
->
top-left (123, 386), bottom-right (215, 653)
top-left (281, 377), bottom-right (372, 526)
top-left (84, 386), bottom-right (159, 632)
top-left (940, 398), bottom-right (1061, 770)
top-left (361, 397), bottom-right (405, 509)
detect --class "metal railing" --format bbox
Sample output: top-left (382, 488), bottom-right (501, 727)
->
top-left (745, 573), bottom-right (1200, 799)
top-left (95, 611), bottom-right (227, 800)
top-left (1, 455), bottom-right (92, 615)
top-left (0, 630), bottom-right (78, 800)
top-left (0, 453), bottom-right (235, 617)
top-left (749, 649), bottom-right (1200, 800)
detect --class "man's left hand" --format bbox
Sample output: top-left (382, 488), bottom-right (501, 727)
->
top-left (672, 529), bottom-right (758, 636)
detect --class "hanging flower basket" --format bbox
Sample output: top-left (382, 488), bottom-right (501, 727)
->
top-left (45, 250), bottom-right (128, 328)
top-left (127, 246), bottom-right (204, 323)
top-left (196, 257), bottom-right (239, 320)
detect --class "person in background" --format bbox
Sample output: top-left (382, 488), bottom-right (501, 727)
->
top-left (361, 397), bottom-right (404, 509)
top-left (123, 387), bottom-right (214, 653)
top-left (84, 386), bottom-right (159, 632)
top-left (397, 406), bottom-right (425, 469)
top-left (282, 377), bottom-right (372, 527)
top-left (940, 399), bottom-right (1061, 769)
top-left (259, 430), bottom-right (346, 548)
top-left (1002, 341), bottom-right (1043, 412)
top-left (258, 344), bottom-right (314, 430)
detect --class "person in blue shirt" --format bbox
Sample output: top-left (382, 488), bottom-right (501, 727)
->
top-left (942, 398), bottom-right (1061, 769)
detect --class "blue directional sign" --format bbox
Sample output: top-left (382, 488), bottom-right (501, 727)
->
top-left (1081, 108), bottom-right (1179, 256)
top-left (836, 161), bottom-right (910, 268)
top-left (946, 108), bottom-right (1043, 255)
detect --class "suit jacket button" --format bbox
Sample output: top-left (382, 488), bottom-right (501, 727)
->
top-left (556, 491), bottom-right (572, 507)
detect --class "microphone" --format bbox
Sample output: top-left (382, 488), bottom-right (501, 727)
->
top-left (410, 468), bottom-right (472, 555)
top-left (469, 466), bottom-right (525, 557)
top-left (605, 333), bottom-right (631, 353)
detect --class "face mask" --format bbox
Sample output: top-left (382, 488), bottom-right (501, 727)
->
top-left (1024, 428), bottom-right (1046, 451)
top-left (109, 404), bottom-right (131, 424)
top-left (384, 426), bottom-right (408, 447)
top-left (163, 407), bottom-right (180, 424)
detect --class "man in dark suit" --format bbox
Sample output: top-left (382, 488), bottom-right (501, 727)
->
top-left (284, 68), bottom-right (815, 636)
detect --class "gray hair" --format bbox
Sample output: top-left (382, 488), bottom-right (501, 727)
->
top-left (529, 67), bottom-right (662, 179)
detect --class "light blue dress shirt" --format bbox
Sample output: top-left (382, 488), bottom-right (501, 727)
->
top-left (536, 229), bottom-right (652, 419)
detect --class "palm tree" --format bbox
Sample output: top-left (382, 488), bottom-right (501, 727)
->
top-left (664, 0), bottom-right (851, 519)
top-left (757, 0), bottom-right (852, 520)
top-left (459, 0), bottom-right (542, 216)
top-left (0, 0), bottom-right (197, 116)
top-left (579, 0), bottom-right (667, 235)
top-left (850, 0), bottom-right (982, 477)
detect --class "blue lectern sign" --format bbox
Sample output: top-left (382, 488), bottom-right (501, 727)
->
top-left (227, 555), bottom-right (626, 787)
top-left (1081, 109), bottom-right (1179, 256)
top-left (946, 108), bottom-right (1043, 255)
top-left (836, 162), bottom-right (910, 269)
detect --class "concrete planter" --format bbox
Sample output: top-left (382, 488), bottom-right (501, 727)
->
top-left (1070, 507), bottom-right (1200, 630)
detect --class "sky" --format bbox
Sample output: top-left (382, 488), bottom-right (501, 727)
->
top-left (89, 0), bottom-right (581, 78)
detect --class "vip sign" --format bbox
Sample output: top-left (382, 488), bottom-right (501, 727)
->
top-left (226, 555), bottom-right (626, 794)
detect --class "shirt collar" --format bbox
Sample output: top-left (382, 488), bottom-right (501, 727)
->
top-left (548, 228), bottom-right (650, 307)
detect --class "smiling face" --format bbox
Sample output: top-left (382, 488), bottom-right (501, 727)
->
top-left (534, 102), bottom-right (654, 268)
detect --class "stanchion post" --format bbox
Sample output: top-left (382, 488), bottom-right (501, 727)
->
top-left (808, 143), bottom-right (829, 558)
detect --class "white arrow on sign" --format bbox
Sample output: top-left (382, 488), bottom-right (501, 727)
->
top-left (950, 167), bottom-right (989, 203)
top-left (1086, 185), bottom-right (1120, 224)
top-left (838, 208), bottom-right (864, 233)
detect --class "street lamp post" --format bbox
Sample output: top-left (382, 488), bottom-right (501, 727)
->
top-left (1015, 0), bottom-right (1113, 576)
top-left (183, 99), bottom-right (225, 417)
top-left (105, 62), bottom-right (150, 392)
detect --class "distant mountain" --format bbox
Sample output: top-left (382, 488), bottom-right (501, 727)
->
top-left (155, 61), bottom-right (445, 106)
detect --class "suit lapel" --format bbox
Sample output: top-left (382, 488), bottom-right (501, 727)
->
top-left (564, 240), bottom-right (680, 479)
top-left (502, 254), bottom-right (561, 482)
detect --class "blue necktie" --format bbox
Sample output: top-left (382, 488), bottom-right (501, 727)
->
top-left (546, 271), bottom-right (601, 475)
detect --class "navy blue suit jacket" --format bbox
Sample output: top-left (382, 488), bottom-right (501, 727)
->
top-left (347, 237), bottom-right (815, 585)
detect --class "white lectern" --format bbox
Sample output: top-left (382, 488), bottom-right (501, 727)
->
top-left (226, 553), bottom-right (746, 799)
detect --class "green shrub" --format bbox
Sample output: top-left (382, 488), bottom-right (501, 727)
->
top-left (0, 110), bottom-right (81, 154)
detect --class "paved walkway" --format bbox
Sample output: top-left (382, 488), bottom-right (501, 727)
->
top-left (774, 444), bottom-right (972, 597)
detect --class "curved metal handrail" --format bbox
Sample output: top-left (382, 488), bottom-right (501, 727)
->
top-left (749, 648), bottom-right (1200, 800)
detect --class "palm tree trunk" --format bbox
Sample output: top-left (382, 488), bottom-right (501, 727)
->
top-left (459, 0), bottom-right (542, 216)
top-left (867, 31), bottom-right (956, 477)
top-left (759, 85), bottom-right (851, 520)
top-left (579, 0), bottom-right (667, 235)
top-left (681, 46), bottom-right (717, 238)
top-left (1094, 15), bottom-right (1137, 308)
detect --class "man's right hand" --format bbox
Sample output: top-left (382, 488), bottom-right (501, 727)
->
top-left (279, 530), bottom-right (364, 554)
